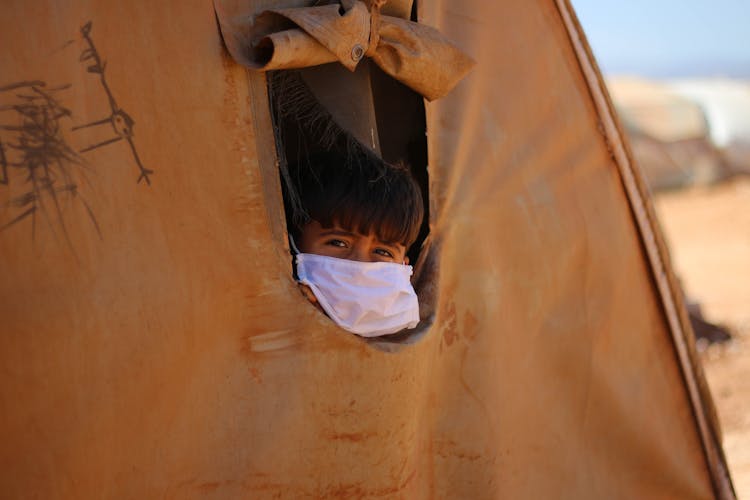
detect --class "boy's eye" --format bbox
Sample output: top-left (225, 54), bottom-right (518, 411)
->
top-left (374, 248), bottom-right (394, 258)
top-left (326, 239), bottom-right (347, 248)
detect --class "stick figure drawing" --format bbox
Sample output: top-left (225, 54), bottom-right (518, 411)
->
top-left (74, 21), bottom-right (153, 185)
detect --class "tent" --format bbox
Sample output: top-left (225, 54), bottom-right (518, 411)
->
top-left (0, 0), bottom-right (735, 498)
top-left (606, 77), bottom-right (708, 143)
top-left (669, 79), bottom-right (750, 149)
top-left (668, 78), bottom-right (750, 175)
top-left (606, 77), bottom-right (724, 190)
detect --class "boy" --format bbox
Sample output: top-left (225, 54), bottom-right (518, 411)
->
top-left (286, 150), bottom-right (424, 337)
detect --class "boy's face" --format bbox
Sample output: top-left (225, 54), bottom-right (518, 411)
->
top-left (298, 220), bottom-right (409, 264)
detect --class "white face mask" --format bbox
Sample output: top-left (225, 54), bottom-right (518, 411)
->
top-left (295, 253), bottom-right (420, 337)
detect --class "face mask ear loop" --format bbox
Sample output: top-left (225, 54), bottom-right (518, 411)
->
top-left (288, 233), bottom-right (303, 280)
top-left (288, 233), bottom-right (301, 255)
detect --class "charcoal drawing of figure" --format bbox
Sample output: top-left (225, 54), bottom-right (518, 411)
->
top-left (74, 21), bottom-right (153, 185)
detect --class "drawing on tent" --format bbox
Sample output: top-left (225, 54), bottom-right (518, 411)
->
top-left (75, 21), bottom-right (154, 186)
top-left (0, 20), bottom-right (154, 245)
top-left (0, 80), bottom-right (99, 242)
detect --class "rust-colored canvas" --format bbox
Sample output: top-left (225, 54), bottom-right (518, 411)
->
top-left (0, 1), bottom-right (733, 498)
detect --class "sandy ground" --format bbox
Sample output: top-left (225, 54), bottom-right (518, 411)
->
top-left (654, 177), bottom-right (750, 499)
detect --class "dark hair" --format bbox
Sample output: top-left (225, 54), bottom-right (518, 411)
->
top-left (285, 150), bottom-right (424, 248)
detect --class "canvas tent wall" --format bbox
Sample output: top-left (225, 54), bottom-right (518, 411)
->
top-left (0, 0), bottom-right (734, 498)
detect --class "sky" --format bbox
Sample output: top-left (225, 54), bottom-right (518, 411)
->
top-left (570, 0), bottom-right (750, 78)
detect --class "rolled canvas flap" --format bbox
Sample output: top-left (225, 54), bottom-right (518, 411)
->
top-left (264, 2), bottom-right (370, 71)
top-left (257, 29), bottom-right (339, 69)
top-left (215, 0), bottom-right (475, 100)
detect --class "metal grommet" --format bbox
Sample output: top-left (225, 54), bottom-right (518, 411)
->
top-left (351, 44), bottom-right (364, 62)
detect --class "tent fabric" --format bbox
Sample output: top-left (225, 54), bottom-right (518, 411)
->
top-left (215, 0), bottom-right (475, 100)
top-left (0, 0), bottom-right (734, 498)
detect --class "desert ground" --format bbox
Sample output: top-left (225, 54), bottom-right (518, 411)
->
top-left (654, 176), bottom-right (750, 498)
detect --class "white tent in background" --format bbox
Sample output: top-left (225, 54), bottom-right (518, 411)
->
top-left (606, 76), bottom-right (723, 189)
top-left (669, 78), bottom-right (750, 148)
top-left (669, 78), bottom-right (750, 173)
top-left (607, 77), bottom-right (708, 142)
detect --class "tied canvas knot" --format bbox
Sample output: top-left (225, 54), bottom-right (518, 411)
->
top-left (365, 0), bottom-right (386, 58)
top-left (214, 0), bottom-right (475, 101)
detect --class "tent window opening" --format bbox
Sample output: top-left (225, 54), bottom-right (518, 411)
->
top-left (268, 60), bottom-right (433, 342)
